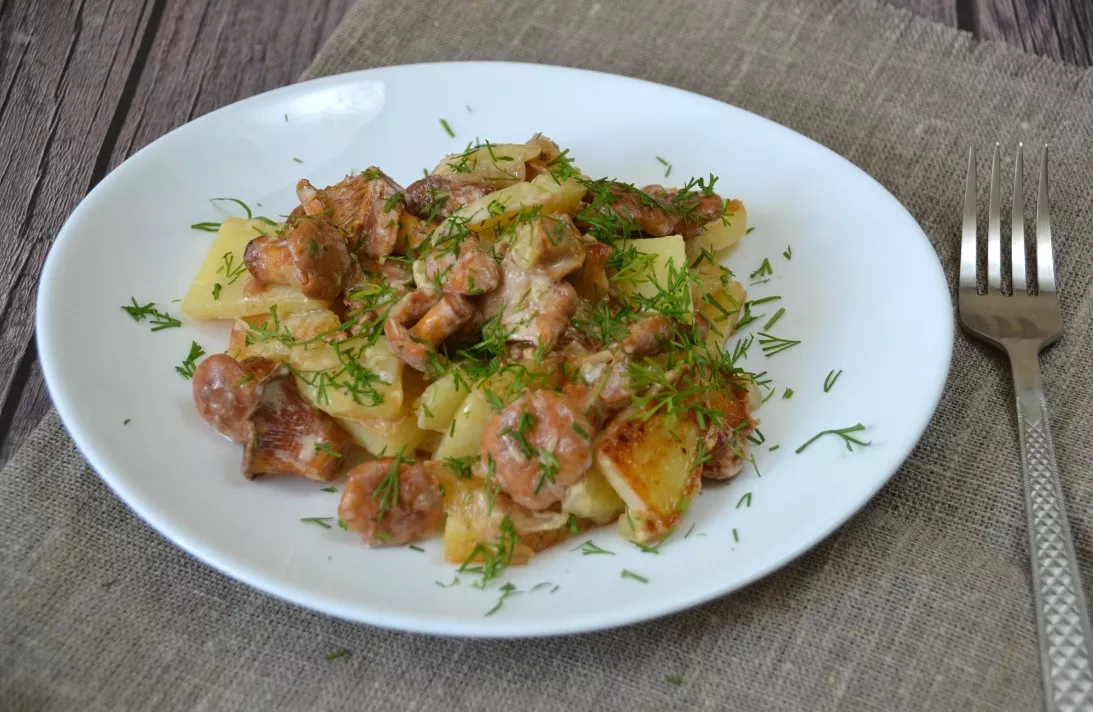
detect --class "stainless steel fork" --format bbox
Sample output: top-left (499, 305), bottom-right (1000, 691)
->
top-left (960, 144), bottom-right (1093, 711)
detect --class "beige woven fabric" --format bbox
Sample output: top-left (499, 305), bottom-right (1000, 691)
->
top-left (4, 0), bottom-right (1093, 709)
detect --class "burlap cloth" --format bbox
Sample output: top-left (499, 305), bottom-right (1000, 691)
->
top-left (4, 0), bottom-right (1093, 709)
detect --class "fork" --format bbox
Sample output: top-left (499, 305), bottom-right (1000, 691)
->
top-left (960, 144), bottom-right (1093, 711)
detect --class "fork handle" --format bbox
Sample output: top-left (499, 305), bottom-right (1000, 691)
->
top-left (1010, 344), bottom-right (1093, 711)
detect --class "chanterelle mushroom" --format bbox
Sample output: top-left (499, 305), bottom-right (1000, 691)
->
top-left (192, 354), bottom-right (351, 482)
top-left (338, 458), bottom-right (446, 546)
top-left (243, 217), bottom-right (350, 302)
top-left (296, 167), bottom-right (405, 259)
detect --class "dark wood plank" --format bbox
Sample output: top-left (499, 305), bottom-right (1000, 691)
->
top-left (107, 0), bottom-right (354, 168)
top-left (0, 0), bottom-right (162, 463)
top-left (0, 0), bottom-right (352, 466)
top-left (971, 0), bottom-right (1093, 66)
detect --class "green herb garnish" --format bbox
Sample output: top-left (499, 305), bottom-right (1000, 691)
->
top-left (757, 332), bottom-right (801, 357)
top-left (485, 582), bottom-right (518, 617)
top-left (121, 298), bottom-right (182, 331)
top-left (211, 197), bottom-right (253, 219)
top-left (795, 423), bottom-right (870, 454)
top-left (749, 258), bottom-right (773, 281)
top-left (460, 515), bottom-right (518, 587)
top-left (573, 540), bottom-right (615, 556)
top-left (315, 441), bottom-right (342, 458)
top-left (374, 447), bottom-right (413, 521)
top-left (175, 341), bottom-right (205, 379)
top-left (824, 369), bottom-right (843, 393)
top-left (763, 308), bottom-right (785, 331)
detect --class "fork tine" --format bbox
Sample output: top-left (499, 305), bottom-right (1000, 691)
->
top-left (960, 146), bottom-right (977, 292)
top-left (987, 143), bottom-right (1003, 292)
top-left (1012, 143), bottom-right (1027, 293)
top-left (1036, 144), bottom-right (1056, 294)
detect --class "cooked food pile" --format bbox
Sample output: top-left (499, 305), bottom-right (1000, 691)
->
top-left (180, 135), bottom-right (757, 571)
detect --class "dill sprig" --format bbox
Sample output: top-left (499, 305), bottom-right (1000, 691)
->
top-left (211, 197), bottom-right (253, 219)
top-left (763, 308), bottom-right (786, 331)
top-left (373, 447), bottom-right (414, 522)
top-left (121, 298), bottom-right (182, 331)
top-left (216, 252), bottom-right (247, 285)
top-left (315, 441), bottom-right (342, 458)
top-left (824, 369), bottom-right (843, 392)
top-left (572, 540), bottom-right (615, 556)
top-left (485, 582), bottom-right (519, 617)
top-left (459, 515), bottom-right (519, 588)
top-left (757, 331), bottom-right (801, 357)
top-left (174, 341), bottom-right (205, 380)
top-left (795, 423), bottom-right (870, 454)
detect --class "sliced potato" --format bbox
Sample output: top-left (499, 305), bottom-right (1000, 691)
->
top-left (614, 235), bottom-right (692, 318)
top-left (431, 387), bottom-right (494, 461)
top-left (229, 308), bottom-right (404, 421)
top-left (293, 336), bottom-right (404, 421)
top-left (231, 309), bottom-right (341, 363)
top-left (698, 279), bottom-right (747, 350)
top-left (336, 413), bottom-right (428, 457)
top-left (450, 173), bottom-right (585, 232)
top-left (432, 143), bottom-right (540, 185)
top-left (181, 218), bottom-right (325, 320)
top-left (440, 475), bottom-right (569, 565)
top-left (415, 370), bottom-right (471, 432)
top-left (561, 463), bottom-right (626, 525)
top-left (529, 172), bottom-right (586, 212)
top-left (684, 199), bottom-right (747, 261)
top-left (596, 406), bottom-right (703, 543)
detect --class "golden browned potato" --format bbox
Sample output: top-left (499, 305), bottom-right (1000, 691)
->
top-left (595, 406), bottom-right (704, 543)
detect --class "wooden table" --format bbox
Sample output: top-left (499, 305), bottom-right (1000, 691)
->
top-left (1, 0), bottom-right (1089, 466)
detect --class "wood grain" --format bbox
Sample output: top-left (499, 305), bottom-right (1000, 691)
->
top-left (0, 0), bottom-right (352, 465)
top-left (970, 0), bottom-right (1093, 65)
top-left (0, 0), bottom-right (1089, 465)
top-left (0, 0), bottom-right (162, 463)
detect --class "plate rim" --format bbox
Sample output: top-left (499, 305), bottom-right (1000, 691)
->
top-left (36, 60), bottom-right (954, 638)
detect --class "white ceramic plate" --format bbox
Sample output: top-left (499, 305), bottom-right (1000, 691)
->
top-left (37, 62), bottom-right (952, 637)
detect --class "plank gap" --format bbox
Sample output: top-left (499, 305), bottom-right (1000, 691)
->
top-left (0, 337), bottom-right (38, 453)
top-left (88, 0), bottom-right (168, 191)
top-left (956, 0), bottom-right (978, 32)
